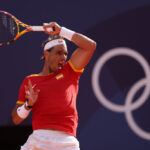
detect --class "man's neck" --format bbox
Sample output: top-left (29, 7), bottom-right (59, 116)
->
top-left (39, 65), bottom-right (55, 76)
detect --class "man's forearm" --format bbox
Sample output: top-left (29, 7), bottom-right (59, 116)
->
top-left (71, 32), bottom-right (96, 52)
top-left (60, 27), bottom-right (96, 51)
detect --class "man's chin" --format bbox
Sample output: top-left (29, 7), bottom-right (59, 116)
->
top-left (58, 66), bottom-right (62, 70)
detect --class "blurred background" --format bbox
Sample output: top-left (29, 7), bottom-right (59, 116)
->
top-left (1, 0), bottom-right (150, 149)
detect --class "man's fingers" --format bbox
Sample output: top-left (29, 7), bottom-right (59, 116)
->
top-left (28, 79), bottom-right (32, 87)
top-left (26, 90), bottom-right (30, 95)
top-left (25, 85), bottom-right (29, 94)
top-left (28, 79), bottom-right (34, 93)
top-left (35, 89), bottom-right (40, 95)
top-left (43, 22), bottom-right (60, 35)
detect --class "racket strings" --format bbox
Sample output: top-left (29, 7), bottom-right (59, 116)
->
top-left (0, 13), bottom-right (18, 44)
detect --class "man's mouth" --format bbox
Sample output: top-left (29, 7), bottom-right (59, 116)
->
top-left (58, 62), bottom-right (64, 69)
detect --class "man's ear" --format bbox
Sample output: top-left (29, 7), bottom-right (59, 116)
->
top-left (44, 51), bottom-right (49, 60)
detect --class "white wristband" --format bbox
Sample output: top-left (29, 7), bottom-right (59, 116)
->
top-left (17, 104), bottom-right (31, 119)
top-left (59, 27), bottom-right (75, 41)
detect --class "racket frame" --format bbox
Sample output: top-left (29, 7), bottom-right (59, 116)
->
top-left (0, 11), bottom-right (44, 46)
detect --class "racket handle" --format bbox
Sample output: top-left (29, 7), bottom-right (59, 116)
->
top-left (30, 26), bottom-right (53, 32)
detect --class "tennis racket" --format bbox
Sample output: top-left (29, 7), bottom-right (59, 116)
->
top-left (0, 11), bottom-right (52, 46)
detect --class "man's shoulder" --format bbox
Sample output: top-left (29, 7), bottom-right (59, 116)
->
top-left (26, 74), bottom-right (39, 78)
top-left (62, 60), bottom-right (84, 74)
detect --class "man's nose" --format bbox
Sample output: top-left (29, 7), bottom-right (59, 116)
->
top-left (61, 54), bottom-right (67, 60)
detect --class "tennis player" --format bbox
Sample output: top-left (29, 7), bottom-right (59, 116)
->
top-left (11, 22), bottom-right (96, 150)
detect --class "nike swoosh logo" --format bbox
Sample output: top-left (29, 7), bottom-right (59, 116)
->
top-left (32, 84), bottom-right (36, 88)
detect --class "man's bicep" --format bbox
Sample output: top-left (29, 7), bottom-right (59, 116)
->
top-left (70, 48), bottom-right (94, 70)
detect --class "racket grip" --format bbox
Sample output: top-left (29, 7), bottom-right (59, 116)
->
top-left (30, 26), bottom-right (53, 32)
top-left (30, 26), bottom-right (44, 31)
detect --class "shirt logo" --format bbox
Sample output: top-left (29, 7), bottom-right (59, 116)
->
top-left (56, 73), bottom-right (64, 80)
top-left (32, 84), bottom-right (36, 88)
top-left (58, 40), bottom-right (63, 43)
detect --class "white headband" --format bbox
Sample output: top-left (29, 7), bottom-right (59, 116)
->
top-left (44, 39), bottom-right (67, 51)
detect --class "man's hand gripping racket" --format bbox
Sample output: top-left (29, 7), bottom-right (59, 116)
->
top-left (0, 11), bottom-right (57, 46)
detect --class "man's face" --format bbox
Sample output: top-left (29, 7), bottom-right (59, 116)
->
top-left (45, 44), bottom-right (68, 73)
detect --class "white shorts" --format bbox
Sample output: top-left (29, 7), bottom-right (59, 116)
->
top-left (20, 129), bottom-right (80, 150)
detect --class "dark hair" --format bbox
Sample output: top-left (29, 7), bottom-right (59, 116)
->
top-left (41, 35), bottom-right (64, 60)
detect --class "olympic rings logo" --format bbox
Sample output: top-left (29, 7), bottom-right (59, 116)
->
top-left (92, 47), bottom-right (150, 140)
